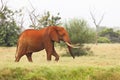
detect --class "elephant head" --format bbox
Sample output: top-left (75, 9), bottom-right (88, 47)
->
top-left (48, 26), bottom-right (75, 59)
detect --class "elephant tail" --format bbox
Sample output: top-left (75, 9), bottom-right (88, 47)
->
top-left (15, 42), bottom-right (19, 58)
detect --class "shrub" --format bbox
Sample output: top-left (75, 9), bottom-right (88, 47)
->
top-left (1, 67), bottom-right (120, 80)
top-left (64, 18), bottom-right (95, 44)
top-left (62, 44), bottom-right (93, 57)
top-left (62, 18), bottom-right (95, 56)
top-left (98, 37), bottom-right (111, 43)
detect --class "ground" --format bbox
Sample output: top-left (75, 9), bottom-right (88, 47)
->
top-left (0, 43), bottom-right (120, 68)
top-left (0, 44), bottom-right (120, 80)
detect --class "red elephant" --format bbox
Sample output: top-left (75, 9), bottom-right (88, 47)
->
top-left (15, 26), bottom-right (75, 62)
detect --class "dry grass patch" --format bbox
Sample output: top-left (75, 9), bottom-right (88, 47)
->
top-left (0, 44), bottom-right (120, 80)
top-left (0, 44), bottom-right (120, 68)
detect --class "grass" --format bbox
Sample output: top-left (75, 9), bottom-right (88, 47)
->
top-left (0, 43), bottom-right (120, 80)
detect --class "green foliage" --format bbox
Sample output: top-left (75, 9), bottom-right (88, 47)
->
top-left (0, 6), bottom-right (21, 46)
top-left (98, 37), bottom-right (111, 43)
top-left (63, 18), bottom-right (95, 56)
top-left (90, 67), bottom-right (120, 80)
top-left (99, 28), bottom-right (120, 43)
top-left (99, 28), bottom-right (113, 36)
top-left (1, 67), bottom-right (120, 80)
top-left (116, 30), bottom-right (120, 35)
top-left (62, 45), bottom-right (93, 57)
top-left (30, 11), bottom-right (61, 29)
top-left (39, 11), bottom-right (61, 27)
top-left (72, 47), bottom-right (93, 56)
top-left (65, 18), bottom-right (95, 44)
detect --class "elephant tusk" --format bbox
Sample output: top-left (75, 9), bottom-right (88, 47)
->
top-left (65, 42), bottom-right (80, 48)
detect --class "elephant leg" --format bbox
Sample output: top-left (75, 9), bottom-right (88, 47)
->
top-left (45, 42), bottom-right (57, 61)
top-left (26, 53), bottom-right (33, 62)
top-left (45, 48), bottom-right (52, 61)
top-left (52, 49), bottom-right (59, 61)
top-left (15, 53), bottom-right (24, 62)
top-left (46, 52), bottom-right (52, 61)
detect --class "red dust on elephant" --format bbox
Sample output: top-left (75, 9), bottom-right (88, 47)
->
top-left (15, 26), bottom-right (75, 62)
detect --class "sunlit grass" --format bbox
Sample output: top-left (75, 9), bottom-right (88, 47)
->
top-left (0, 44), bottom-right (120, 80)
top-left (0, 43), bottom-right (120, 68)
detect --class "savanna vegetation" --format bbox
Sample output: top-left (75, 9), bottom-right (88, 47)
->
top-left (0, 44), bottom-right (120, 80)
top-left (0, 0), bottom-right (120, 80)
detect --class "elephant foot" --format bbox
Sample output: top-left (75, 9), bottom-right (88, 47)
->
top-left (28, 59), bottom-right (33, 62)
top-left (15, 56), bottom-right (21, 62)
top-left (47, 59), bottom-right (51, 61)
top-left (26, 53), bottom-right (33, 62)
top-left (15, 59), bottom-right (19, 62)
top-left (55, 57), bottom-right (59, 61)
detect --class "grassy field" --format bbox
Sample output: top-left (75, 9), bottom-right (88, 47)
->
top-left (0, 44), bottom-right (120, 80)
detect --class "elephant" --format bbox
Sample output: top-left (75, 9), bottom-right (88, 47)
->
top-left (15, 26), bottom-right (75, 62)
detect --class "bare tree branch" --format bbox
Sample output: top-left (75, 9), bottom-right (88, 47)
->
top-left (20, 14), bottom-right (24, 29)
top-left (90, 11), bottom-right (97, 26)
top-left (90, 11), bottom-right (104, 27)
top-left (98, 13), bottom-right (104, 25)
top-left (27, 0), bottom-right (40, 28)
top-left (29, 12), bottom-right (36, 27)
top-left (28, 0), bottom-right (35, 11)
top-left (29, 0), bottom-right (40, 23)
top-left (90, 10), bottom-right (105, 45)
top-left (0, 0), bottom-right (4, 11)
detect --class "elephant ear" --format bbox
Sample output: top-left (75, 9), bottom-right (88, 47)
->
top-left (49, 27), bottom-right (60, 43)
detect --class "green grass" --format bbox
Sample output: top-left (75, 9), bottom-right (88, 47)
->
top-left (0, 44), bottom-right (120, 80)
top-left (1, 66), bottom-right (120, 80)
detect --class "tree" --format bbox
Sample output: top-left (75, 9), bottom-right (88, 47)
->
top-left (99, 28), bottom-right (120, 43)
top-left (98, 37), bottom-right (111, 43)
top-left (63, 18), bottom-right (95, 56)
top-left (90, 11), bottom-right (104, 45)
top-left (28, 9), bottom-right (39, 29)
top-left (29, 11), bottom-right (61, 29)
top-left (0, 0), bottom-right (21, 46)
top-left (39, 11), bottom-right (61, 27)
top-left (65, 18), bottom-right (95, 44)
top-left (27, 1), bottom-right (61, 29)
top-left (27, 0), bottom-right (61, 29)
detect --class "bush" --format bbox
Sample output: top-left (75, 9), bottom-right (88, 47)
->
top-left (1, 67), bottom-right (120, 80)
top-left (72, 47), bottom-right (93, 56)
top-left (62, 18), bottom-right (95, 56)
top-left (98, 37), bottom-right (111, 43)
top-left (0, 6), bottom-right (21, 46)
top-left (64, 18), bottom-right (95, 44)
top-left (99, 28), bottom-right (120, 43)
top-left (62, 44), bottom-right (93, 57)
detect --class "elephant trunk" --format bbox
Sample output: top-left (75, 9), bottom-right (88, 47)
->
top-left (63, 33), bottom-right (76, 59)
top-left (65, 42), bottom-right (75, 59)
